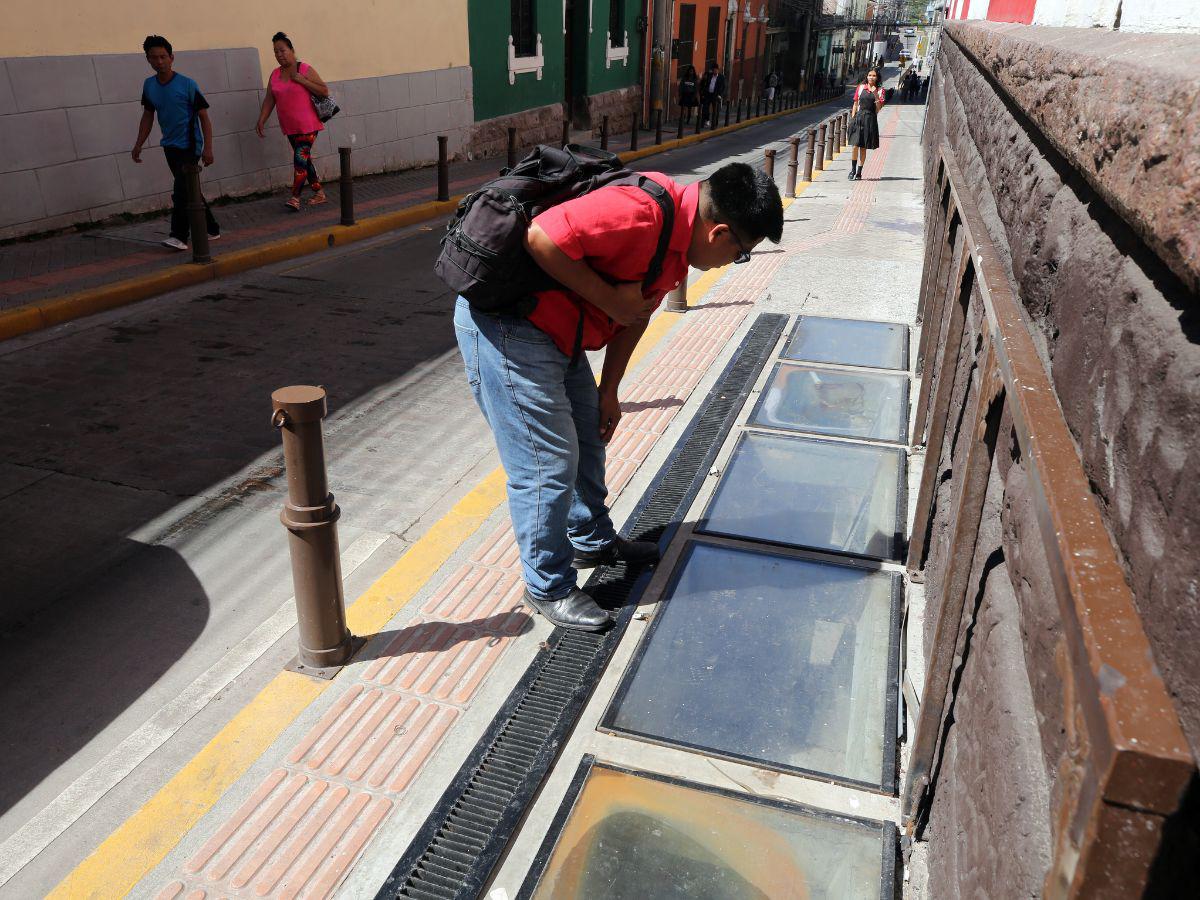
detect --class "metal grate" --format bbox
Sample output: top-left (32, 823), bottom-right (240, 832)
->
top-left (374, 313), bottom-right (787, 900)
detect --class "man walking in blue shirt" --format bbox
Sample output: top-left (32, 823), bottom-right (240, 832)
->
top-left (132, 35), bottom-right (221, 251)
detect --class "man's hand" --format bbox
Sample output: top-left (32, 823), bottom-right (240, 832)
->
top-left (131, 145), bottom-right (143, 163)
top-left (598, 387), bottom-right (622, 443)
top-left (201, 148), bottom-right (214, 167)
top-left (605, 282), bottom-right (658, 327)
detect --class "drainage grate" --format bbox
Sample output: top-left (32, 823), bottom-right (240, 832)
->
top-left (374, 313), bottom-right (788, 900)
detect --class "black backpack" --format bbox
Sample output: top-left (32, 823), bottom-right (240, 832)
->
top-left (434, 144), bottom-right (675, 320)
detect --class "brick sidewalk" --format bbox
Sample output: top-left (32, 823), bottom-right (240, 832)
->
top-left (0, 124), bottom-right (669, 314)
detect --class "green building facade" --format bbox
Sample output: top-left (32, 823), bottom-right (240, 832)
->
top-left (468, 0), bottom-right (643, 126)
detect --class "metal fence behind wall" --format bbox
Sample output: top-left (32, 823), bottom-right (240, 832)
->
top-left (904, 147), bottom-right (1195, 898)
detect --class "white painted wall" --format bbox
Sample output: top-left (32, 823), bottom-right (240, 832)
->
top-left (1120, 0), bottom-right (1200, 33)
top-left (1032, 0), bottom-right (1121, 28)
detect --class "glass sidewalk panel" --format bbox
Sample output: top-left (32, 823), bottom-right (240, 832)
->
top-left (524, 760), bottom-right (894, 900)
top-left (750, 362), bottom-right (910, 444)
top-left (782, 316), bottom-right (909, 371)
top-left (602, 542), bottom-right (900, 790)
top-left (698, 432), bottom-right (905, 560)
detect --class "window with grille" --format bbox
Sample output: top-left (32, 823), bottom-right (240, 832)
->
top-left (511, 0), bottom-right (536, 57)
top-left (609, 0), bottom-right (626, 47)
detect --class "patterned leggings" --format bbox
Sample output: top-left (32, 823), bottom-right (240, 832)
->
top-left (287, 132), bottom-right (322, 197)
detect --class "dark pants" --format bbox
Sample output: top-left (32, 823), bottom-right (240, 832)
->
top-left (163, 146), bottom-right (219, 243)
top-left (701, 96), bottom-right (719, 124)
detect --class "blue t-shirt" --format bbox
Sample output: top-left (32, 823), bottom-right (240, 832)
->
top-left (141, 73), bottom-right (209, 153)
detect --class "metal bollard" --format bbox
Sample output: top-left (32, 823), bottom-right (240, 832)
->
top-left (763, 148), bottom-right (776, 178)
top-left (832, 116), bottom-right (840, 154)
top-left (507, 127), bottom-right (518, 169)
top-left (562, 118), bottom-right (571, 148)
top-left (736, 97), bottom-right (743, 123)
top-left (786, 136), bottom-right (800, 197)
top-left (804, 129), bottom-right (816, 181)
top-left (843, 112), bottom-right (850, 149)
top-left (654, 108), bottom-right (663, 145)
top-left (677, 110), bottom-right (685, 140)
top-left (182, 164), bottom-right (211, 264)
top-left (630, 105), bottom-right (639, 151)
top-left (825, 120), bottom-right (835, 163)
top-left (272, 385), bottom-right (355, 675)
top-left (436, 135), bottom-right (449, 201)
top-left (815, 123), bottom-right (826, 171)
top-left (338, 147), bottom-right (354, 226)
top-left (724, 97), bottom-right (732, 127)
top-left (695, 105), bottom-right (703, 134)
top-left (665, 278), bottom-right (688, 312)
top-left (601, 115), bottom-right (609, 150)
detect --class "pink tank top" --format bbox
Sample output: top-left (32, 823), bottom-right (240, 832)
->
top-left (269, 63), bottom-right (323, 136)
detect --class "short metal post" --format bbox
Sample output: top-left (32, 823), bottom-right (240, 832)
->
top-left (562, 118), bottom-right (571, 148)
top-left (803, 129), bottom-right (815, 182)
top-left (665, 278), bottom-right (688, 312)
top-left (724, 97), bottom-right (732, 127)
top-left (337, 147), bottom-right (354, 226)
top-left (601, 115), bottom-right (609, 150)
top-left (763, 148), bottom-right (776, 178)
top-left (436, 135), bottom-right (449, 201)
top-left (183, 164), bottom-right (211, 264)
top-left (272, 385), bottom-right (355, 675)
top-left (629, 104), bottom-right (639, 151)
top-left (507, 127), bottom-right (518, 169)
top-left (736, 97), bottom-right (743, 123)
top-left (825, 120), bottom-right (835, 163)
top-left (654, 108), bottom-right (663, 145)
top-left (843, 112), bottom-right (850, 149)
top-left (786, 136), bottom-right (800, 197)
top-left (695, 104), bottom-right (703, 134)
top-left (677, 110), bottom-right (685, 140)
top-left (831, 116), bottom-right (840, 153)
top-left (815, 123), bottom-right (826, 171)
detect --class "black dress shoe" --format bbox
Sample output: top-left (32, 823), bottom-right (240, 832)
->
top-left (571, 536), bottom-right (661, 570)
top-left (521, 587), bottom-right (611, 632)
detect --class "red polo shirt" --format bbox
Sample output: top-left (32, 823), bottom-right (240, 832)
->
top-left (528, 174), bottom-right (697, 356)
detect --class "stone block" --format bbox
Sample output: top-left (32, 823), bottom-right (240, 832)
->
top-left (435, 67), bottom-right (462, 103)
top-left (116, 149), bottom-right (176, 199)
top-left (410, 70), bottom-right (437, 107)
top-left (0, 109), bottom-right (77, 174)
top-left (201, 132), bottom-right (243, 180)
top-left (450, 99), bottom-right (474, 129)
top-left (0, 61), bottom-right (17, 115)
top-left (0, 170), bottom-right (45, 228)
top-left (396, 105), bottom-right (424, 139)
top-left (365, 109), bottom-right (398, 147)
top-left (350, 144), bottom-right (385, 176)
top-left (68, 101), bottom-right (146, 159)
top-left (92, 53), bottom-right (154, 104)
top-left (333, 77), bottom-right (380, 116)
top-left (206, 89), bottom-right (262, 136)
top-left (218, 167), bottom-right (272, 198)
top-left (37, 156), bottom-right (124, 216)
top-left (225, 48), bottom-right (264, 91)
top-left (89, 191), bottom-right (171, 223)
top-left (6, 56), bottom-right (100, 112)
top-left (171, 50), bottom-right (230, 94)
top-left (323, 114), bottom-right (367, 150)
top-left (379, 73), bottom-right (411, 111)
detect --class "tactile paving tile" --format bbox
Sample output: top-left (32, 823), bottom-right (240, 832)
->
top-left (361, 620), bottom-right (518, 703)
top-left (421, 564), bottom-right (529, 631)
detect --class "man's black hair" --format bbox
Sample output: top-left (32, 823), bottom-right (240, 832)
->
top-left (143, 35), bottom-right (173, 56)
top-left (272, 31), bottom-right (294, 50)
top-left (701, 162), bottom-right (784, 244)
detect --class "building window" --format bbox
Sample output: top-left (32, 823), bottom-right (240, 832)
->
top-left (511, 0), bottom-right (537, 57)
top-left (705, 6), bottom-right (720, 69)
top-left (677, 3), bottom-right (696, 77)
top-left (609, 1), bottom-right (625, 47)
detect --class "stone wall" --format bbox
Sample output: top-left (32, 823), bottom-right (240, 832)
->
top-left (468, 101), bottom-right (567, 160)
top-left (583, 85), bottom-right (642, 137)
top-left (0, 51), bottom-right (472, 240)
top-left (916, 21), bottom-right (1200, 896)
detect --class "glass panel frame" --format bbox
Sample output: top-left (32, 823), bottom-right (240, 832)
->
top-left (517, 756), bottom-right (898, 900)
top-left (697, 431), bottom-right (908, 561)
top-left (599, 540), bottom-right (903, 792)
top-left (781, 316), bottom-right (910, 372)
top-left (748, 362), bottom-right (910, 444)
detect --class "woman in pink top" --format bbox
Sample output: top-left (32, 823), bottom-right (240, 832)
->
top-left (256, 32), bottom-right (330, 210)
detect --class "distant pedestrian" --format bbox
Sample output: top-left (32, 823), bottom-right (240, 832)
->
top-left (678, 65), bottom-right (698, 124)
top-left (700, 62), bottom-right (725, 127)
top-left (765, 70), bottom-right (780, 102)
top-left (848, 67), bottom-right (884, 180)
top-left (132, 35), bottom-right (221, 251)
top-left (256, 32), bottom-right (330, 211)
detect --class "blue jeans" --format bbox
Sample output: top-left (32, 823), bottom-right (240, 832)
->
top-left (454, 297), bottom-right (616, 600)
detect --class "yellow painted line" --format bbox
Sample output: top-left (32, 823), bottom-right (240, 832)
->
top-left (47, 672), bottom-right (324, 900)
top-left (47, 241), bottom-right (759, 897)
top-left (2, 95), bottom-right (842, 343)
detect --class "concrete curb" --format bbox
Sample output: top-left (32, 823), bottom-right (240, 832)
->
top-left (0, 94), bottom-right (844, 342)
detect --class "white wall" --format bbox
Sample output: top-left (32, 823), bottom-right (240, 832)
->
top-left (1032, 0), bottom-right (1198, 32)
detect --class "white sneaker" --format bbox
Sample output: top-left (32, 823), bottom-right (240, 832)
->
top-left (208, 233), bottom-right (221, 241)
top-left (162, 237), bottom-right (188, 251)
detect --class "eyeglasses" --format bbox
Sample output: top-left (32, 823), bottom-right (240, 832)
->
top-left (727, 227), bottom-right (752, 264)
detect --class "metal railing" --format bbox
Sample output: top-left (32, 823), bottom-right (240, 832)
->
top-left (904, 146), bottom-right (1195, 897)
